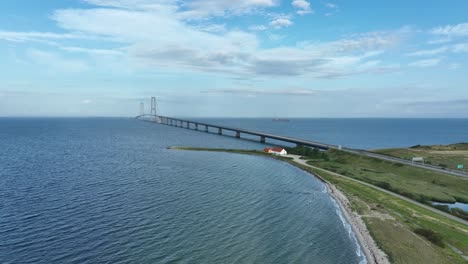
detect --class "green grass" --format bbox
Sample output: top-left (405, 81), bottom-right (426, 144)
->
top-left (308, 149), bottom-right (468, 204)
top-left (294, 164), bottom-right (468, 264)
top-left (374, 143), bottom-right (468, 172)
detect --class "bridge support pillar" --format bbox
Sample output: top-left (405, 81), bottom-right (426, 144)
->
top-left (260, 136), bottom-right (266, 143)
top-left (205, 125), bottom-right (209, 132)
top-left (235, 131), bottom-right (240, 138)
top-left (195, 124), bottom-right (198, 130)
top-left (218, 128), bottom-right (222, 135)
top-left (186, 122), bottom-right (189, 129)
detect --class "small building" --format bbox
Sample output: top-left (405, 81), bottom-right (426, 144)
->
top-left (264, 147), bottom-right (288, 156)
top-left (412, 157), bottom-right (425, 163)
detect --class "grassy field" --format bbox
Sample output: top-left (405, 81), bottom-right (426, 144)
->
top-left (171, 146), bottom-right (468, 263)
top-left (294, 148), bottom-right (468, 204)
top-left (298, 165), bottom-right (468, 264)
top-left (374, 143), bottom-right (468, 172)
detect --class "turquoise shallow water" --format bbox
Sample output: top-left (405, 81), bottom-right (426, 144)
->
top-left (0, 118), bottom-right (364, 263)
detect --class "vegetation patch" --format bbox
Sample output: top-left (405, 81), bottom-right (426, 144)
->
top-left (414, 228), bottom-right (445, 247)
top-left (374, 143), bottom-right (468, 172)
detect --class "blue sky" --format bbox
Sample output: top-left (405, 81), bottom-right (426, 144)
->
top-left (0, 0), bottom-right (467, 117)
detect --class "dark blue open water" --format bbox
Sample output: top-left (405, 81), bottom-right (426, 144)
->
top-left (1, 118), bottom-right (365, 264)
top-left (2, 118), bottom-right (467, 263)
top-left (193, 118), bottom-right (468, 149)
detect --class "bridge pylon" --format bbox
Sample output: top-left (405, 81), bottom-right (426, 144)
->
top-left (150, 97), bottom-right (161, 123)
top-left (151, 97), bottom-right (157, 116)
top-left (139, 102), bottom-right (144, 116)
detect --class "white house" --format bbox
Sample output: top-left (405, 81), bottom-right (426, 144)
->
top-left (264, 147), bottom-right (288, 156)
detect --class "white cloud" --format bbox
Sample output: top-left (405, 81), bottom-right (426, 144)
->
top-left (408, 58), bottom-right (440, 68)
top-left (449, 63), bottom-right (461, 70)
top-left (427, 37), bottom-right (452, 45)
top-left (270, 18), bottom-right (293, 28)
top-left (0, 0), bottom-right (405, 79)
top-left (26, 48), bottom-right (89, 72)
top-left (248, 25), bottom-right (268, 31)
top-left (325, 2), bottom-right (338, 9)
top-left (81, 99), bottom-right (93, 104)
top-left (0, 31), bottom-right (89, 42)
top-left (407, 43), bottom-right (468, 56)
top-left (267, 33), bottom-right (285, 41)
top-left (453, 43), bottom-right (468, 53)
top-left (431, 22), bottom-right (468, 38)
top-left (60, 46), bottom-right (124, 56)
top-left (406, 46), bottom-right (448, 56)
top-left (292, 0), bottom-right (313, 15)
top-left (202, 88), bottom-right (318, 96)
top-left (84, 0), bottom-right (277, 18)
top-left (181, 0), bottom-right (277, 18)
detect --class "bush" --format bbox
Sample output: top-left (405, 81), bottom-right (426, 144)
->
top-left (375, 181), bottom-right (392, 191)
top-left (433, 204), bottom-right (450, 213)
top-left (286, 146), bottom-right (329, 160)
top-left (414, 228), bottom-right (444, 247)
top-left (449, 208), bottom-right (468, 221)
top-left (398, 191), bottom-right (415, 200)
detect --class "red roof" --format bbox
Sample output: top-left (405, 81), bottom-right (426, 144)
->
top-left (264, 148), bottom-right (272, 152)
top-left (271, 147), bottom-right (285, 152)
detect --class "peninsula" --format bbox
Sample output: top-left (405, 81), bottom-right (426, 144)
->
top-left (170, 145), bottom-right (468, 264)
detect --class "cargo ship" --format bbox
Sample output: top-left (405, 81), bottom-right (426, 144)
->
top-left (272, 118), bottom-right (290, 122)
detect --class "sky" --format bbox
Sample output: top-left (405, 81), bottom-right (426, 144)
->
top-left (0, 0), bottom-right (467, 117)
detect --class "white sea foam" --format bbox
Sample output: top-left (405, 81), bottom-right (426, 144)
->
top-left (330, 196), bottom-right (368, 264)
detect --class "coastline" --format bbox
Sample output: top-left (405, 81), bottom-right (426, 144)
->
top-left (324, 179), bottom-right (389, 264)
top-left (281, 154), bottom-right (389, 264)
top-left (169, 146), bottom-right (389, 264)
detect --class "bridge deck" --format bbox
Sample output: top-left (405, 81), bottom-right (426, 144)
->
top-left (156, 115), bottom-right (334, 150)
top-left (135, 114), bottom-right (468, 178)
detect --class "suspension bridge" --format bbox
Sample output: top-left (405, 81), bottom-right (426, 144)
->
top-left (135, 97), bottom-right (468, 178)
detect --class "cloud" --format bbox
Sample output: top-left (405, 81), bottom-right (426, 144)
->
top-left (180, 0), bottom-right (277, 18)
top-left (26, 48), bottom-right (89, 72)
top-left (431, 22), bottom-right (468, 38)
top-left (292, 0), bottom-right (313, 15)
top-left (453, 43), bottom-right (468, 53)
top-left (60, 46), bottom-right (124, 56)
top-left (406, 46), bottom-right (448, 56)
top-left (408, 58), bottom-right (440, 68)
top-left (201, 88), bottom-right (318, 96)
top-left (449, 63), bottom-right (461, 70)
top-left (325, 2), bottom-right (338, 9)
top-left (0, 0), bottom-right (404, 80)
top-left (427, 37), bottom-right (452, 45)
top-left (406, 42), bottom-right (468, 57)
top-left (0, 31), bottom-right (90, 42)
top-left (269, 18), bottom-right (293, 28)
top-left (248, 25), bottom-right (268, 31)
top-left (80, 99), bottom-right (93, 104)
